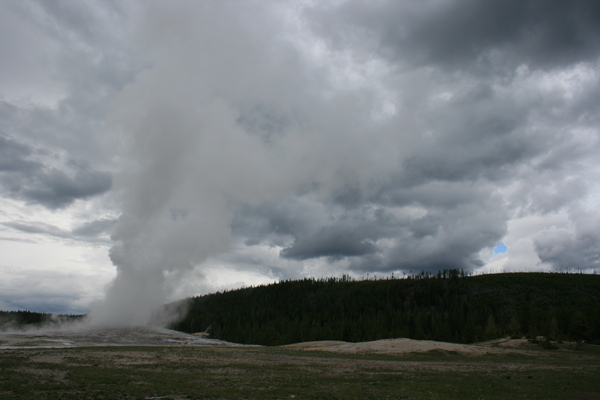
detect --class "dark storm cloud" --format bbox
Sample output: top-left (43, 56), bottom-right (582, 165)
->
top-left (398, 85), bottom-right (539, 183)
top-left (307, 0), bottom-right (600, 72)
top-left (281, 232), bottom-right (377, 260)
top-left (534, 207), bottom-right (600, 270)
top-left (361, 183), bottom-right (506, 272)
top-left (236, 181), bottom-right (507, 271)
top-left (19, 163), bottom-right (111, 209)
top-left (0, 135), bottom-right (112, 208)
top-left (72, 218), bottom-right (116, 238)
top-left (536, 234), bottom-right (600, 271)
top-left (0, 0), bottom-right (132, 205)
top-left (4, 221), bottom-right (69, 238)
top-left (388, 202), bottom-right (506, 272)
top-left (295, 0), bottom-right (600, 274)
top-left (4, 217), bottom-right (115, 243)
top-left (0, 133), bottom-right (39, 173)
top-left (233, 199), bottom-right (393, 261)
top-left (232, 198), bottom-right (344, 245)
top-left (279, 212), bottom-right (381, 261)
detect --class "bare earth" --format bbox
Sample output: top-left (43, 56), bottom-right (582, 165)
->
top-left (0, 326), bottom-right (236, 349)
top-left (282, 338), bottom-right (520, 355)
top-left (0, 325), bottom-right (534, 355)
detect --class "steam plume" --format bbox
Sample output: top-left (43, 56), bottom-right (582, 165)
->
top-left (88, 2), bottom-right (400, 326)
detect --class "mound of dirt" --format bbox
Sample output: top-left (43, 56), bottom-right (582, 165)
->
top-left (283, 338), bottom-right (508, 355)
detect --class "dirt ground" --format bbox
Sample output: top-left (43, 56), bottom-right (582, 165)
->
top-left (0, 325), bottom-right (570, 355)
top-left (0, 326), bottom-right (234, 349)
top-left (0, 326), bottom-right (551, 355)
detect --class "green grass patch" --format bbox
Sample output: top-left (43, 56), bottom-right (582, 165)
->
top-left (0, 345), bottom-right (598, 399)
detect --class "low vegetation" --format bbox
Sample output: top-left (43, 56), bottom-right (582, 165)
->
top-left (1, 343), bottom-right (599, 399)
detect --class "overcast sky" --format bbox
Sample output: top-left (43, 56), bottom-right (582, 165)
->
top-left (1, 0), bottom-right (599, 317)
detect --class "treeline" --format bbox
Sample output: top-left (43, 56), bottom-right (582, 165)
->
top-left (170, 272), bottom-right (600, 346)
top-left (0, 310), bottom-right (83, 330)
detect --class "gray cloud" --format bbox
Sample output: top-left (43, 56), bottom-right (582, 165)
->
top-left (72, 218), bottom-right (116, 239)
top-left (535, 207), bottom-right (600, 271)
top-left (307, 0), bottom-right (600, 72)
top-left (0, 133), bottom-right (39, 173)
top-left (0, 135), bottom-right (112, 208)
top-left (386, 197), bottom-right (507, 272)
top-left (281, 233), bottom-right (377, 260)
top-left (399, 87), bottom-right (538, 183)
top-left (4, 222), bottom-right (69, 238)
top-left (0, 1), bottom-right (141, 289)
top-left (4, 217), bottom-right (115, 244)
top-left (234, 180), bottom-right (507, 273)
top-left (279, 211), bottom-right (381, 261)
top-left (294, 0), bottom-right (600, 275)
top-left (0, 0), bottom-right (133, 210)
top-left (2, 1), bottom-right (599, 316)
top-left (19, 164), bottom-right (111, 209)
top-left (0, 266), bottom-right (94, 314)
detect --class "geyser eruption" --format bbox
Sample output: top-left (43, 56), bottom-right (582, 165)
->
top-left (87, 1), bottom-right (403, 326)
top-left (87, 77), bottom-right (271, 325)
top-left (88, 1), bottom-right (379, 326)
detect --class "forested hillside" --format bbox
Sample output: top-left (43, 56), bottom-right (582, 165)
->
top-left (0, 311), bottom-right (82, 330)
top-left (171, 272), bottom-right (600, 346)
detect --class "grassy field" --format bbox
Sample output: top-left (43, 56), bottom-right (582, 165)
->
top-left (1, 343), bottom-right (599, 399)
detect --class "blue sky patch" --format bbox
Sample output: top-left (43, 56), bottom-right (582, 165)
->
top-left (493, 241), bottom-right (507, 254)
